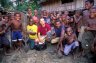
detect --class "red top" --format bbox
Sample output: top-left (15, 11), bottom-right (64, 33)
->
top-left (38, 23), bottom-right (51, 35)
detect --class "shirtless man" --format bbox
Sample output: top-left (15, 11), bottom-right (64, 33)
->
top-left (64, 27), bottom-right (79, 55)
top-left (10, 12), bottom-right (23, 49)
top-left (78, 0), bottom-right (95, 51)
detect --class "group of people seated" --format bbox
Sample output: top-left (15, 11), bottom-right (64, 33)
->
top-left (0, 0), bottom-right (96, 62)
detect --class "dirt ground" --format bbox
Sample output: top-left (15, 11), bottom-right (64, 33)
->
top-left (0, 44), bottom-right (89, 63)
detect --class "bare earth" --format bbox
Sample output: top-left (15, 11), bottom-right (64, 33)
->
top-left (1, 44), bottom-right (89, 63)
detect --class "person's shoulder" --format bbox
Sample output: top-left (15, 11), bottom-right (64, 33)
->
top-left (82, 9), bottom-right (89, 14)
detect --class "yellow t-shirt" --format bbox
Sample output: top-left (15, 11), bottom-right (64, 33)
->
top-left (27, 25), bottom-right (38, 39)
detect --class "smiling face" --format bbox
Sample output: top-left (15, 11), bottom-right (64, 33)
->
top-left (55, 21), bottom-right (61, 28)
top-left (15, 13), bottom-right (21, 21)
top-left (85, 1), bottom-right (93, 10)
top-left (40, 18), bottom-right (45, 26)
top-left (66, 27), bottom-right (73, 36)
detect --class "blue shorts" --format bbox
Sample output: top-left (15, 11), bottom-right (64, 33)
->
top-left (0, 34), bottom-right (10, 45)
top-left (12, 31), bottom-right (22, 42)
top-left (64, 41), bottom-right (79, 55)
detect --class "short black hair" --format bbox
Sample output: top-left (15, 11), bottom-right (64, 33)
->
top-left (85, 0), bottom-right (94, 6)
top-left (14, 12), bottom-right (21, 16)
top-left (55, 19), bottom-right (61, 24)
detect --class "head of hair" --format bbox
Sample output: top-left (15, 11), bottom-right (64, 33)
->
top-left (14, 12), bottom-right (21, 17)
top-left (66, 26), bottom-right (73, 33)
top-left (85, 0), bottom-right (94, 6)
top-left (55, 20), bottom-right (61, 24)
top-left (27, 8), bottom-right (31, 11)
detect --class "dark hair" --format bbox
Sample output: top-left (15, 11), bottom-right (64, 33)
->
top-left (55, 20), bottom-right (61, 24)
top-left (27, 8), bottom-right (31, 11)
top-left (85, 0), bottom-right (94, 6)
top-left (14, 12), bottom-right (21, 17)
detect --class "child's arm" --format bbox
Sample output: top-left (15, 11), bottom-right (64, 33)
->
top-left (4, 20), bottom-right (12, 31)
top-left (0, 30), bottom-right (5, 34)
top-left (37, 32), bottom-right (42, 42)
top-left (29, 32), bottom-right (36, 35)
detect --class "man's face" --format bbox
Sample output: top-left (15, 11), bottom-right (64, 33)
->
top-left (28, 9), bottom-right (32, 13)
top-left (85, 2), bottom-right (92, 9)
top-left (55, 22), bottom-right (61, 28)
top-left (40, 19), bottom-right (45, 26)
top-left (15, 14), bottom-right (21, 21)
top-left (32, 16), bottom-right (39, 23)
top-left (66, 28), bottom-right (73, 36)
top-left (90, 9), bottom-right (96, 18)
top-left (4, 16), bottom-right (8, 21)
top-left (34, 10), bottom-right (38, 16)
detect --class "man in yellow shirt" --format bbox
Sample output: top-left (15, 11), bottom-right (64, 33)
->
top-left (27, 20), bottom-right (38, 50)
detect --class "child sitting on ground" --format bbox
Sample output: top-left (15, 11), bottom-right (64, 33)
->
top-left (64, 27), bottom-right (79, 55)
top-left (27, 17), bottom-right (38, 50)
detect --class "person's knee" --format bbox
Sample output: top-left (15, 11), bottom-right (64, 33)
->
top-left (51, 38), bottom-right (59, 44)
top-left (51, 39), bottom-right (56, 44)
top-left (64, 50), bottom-right (69, 55)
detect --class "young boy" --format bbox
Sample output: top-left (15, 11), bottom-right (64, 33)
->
top-left (9, 12), bottom-right (23, 49)
top-left (27, 18), bottom-right (38, 49)
top-left (64, 27), bottom-right (79, 55)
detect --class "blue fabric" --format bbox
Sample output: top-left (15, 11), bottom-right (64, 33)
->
top-left (55, 25), bottom-right (65, 37)
top-left (0, 34), bottom-right (10, 45)
top-left (43, 17), bottom-right (51, 24)
top-left (12, 31), bottom-right (22, 41)
top-left (27, 39), bottom-right (35, 49)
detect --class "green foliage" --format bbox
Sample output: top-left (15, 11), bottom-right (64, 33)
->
top-left (0, 0), bottom-right (13, 11)
top-left (0, 0), bottom-right (40, 12)
top-left (16, 0), bottom-right (40, 13)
